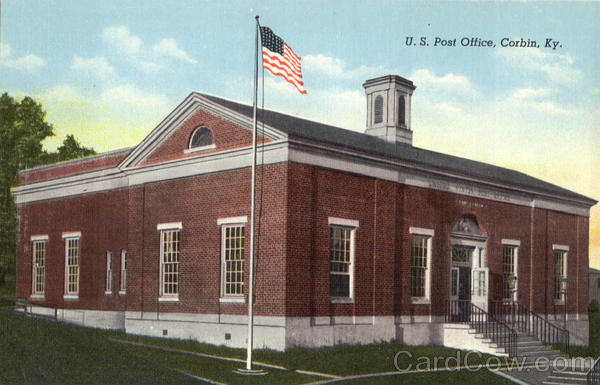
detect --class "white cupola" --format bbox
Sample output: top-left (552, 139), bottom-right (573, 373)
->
top-left (363, 75), bottom-right (415, 145)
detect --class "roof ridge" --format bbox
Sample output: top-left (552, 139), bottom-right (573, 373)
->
top-left (19, 146), bottom-right (134, 174)
top-left (199, 93), bottom-right (596, 205)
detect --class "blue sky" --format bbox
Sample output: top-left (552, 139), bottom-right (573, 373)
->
top-left (1, 1), bottom-right (599, 262)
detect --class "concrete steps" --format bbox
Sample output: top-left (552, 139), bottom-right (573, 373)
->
top-left (542, 369), bottom-right (588, 385)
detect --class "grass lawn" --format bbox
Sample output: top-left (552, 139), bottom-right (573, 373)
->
top-left (332, 370), bottom-right (513, 384)
top-left (0, 310), bottom-right (516, 384)
top-left (119, 343), bottom-right (320, 385)
top-left (0, 311), bottom-right (200, 385)
top-left (115, 333), bottom-right (502, 377)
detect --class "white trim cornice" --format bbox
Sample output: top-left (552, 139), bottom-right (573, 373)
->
top-left (11, 130), bottom-right (594, 218)
top-left (119, 93), bottom-right (287, 169)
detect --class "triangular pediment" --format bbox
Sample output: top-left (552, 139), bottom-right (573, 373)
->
top-left (119, 92), bottom-right (287, 169)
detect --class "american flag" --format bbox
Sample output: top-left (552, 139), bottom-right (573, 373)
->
top-left (260, 26), bottom-right (306, 94)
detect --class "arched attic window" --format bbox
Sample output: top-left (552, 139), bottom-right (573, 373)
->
top-left (374, 95), bottom-right (384, 124)
top-left (185, 127), bottom-right (215, 154)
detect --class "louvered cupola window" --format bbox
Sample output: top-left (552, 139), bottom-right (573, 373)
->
top-left (374, 95), bottom-right (383, 124)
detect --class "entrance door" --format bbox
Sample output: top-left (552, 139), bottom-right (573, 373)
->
top-left (458, 266), bottom-right (471, 321)
top-left (450, 267), bottom-right (459, 319)
top-left (471, 267), bottom-right (489, 312)
top-left (450, 217), bottom-right (488, 320)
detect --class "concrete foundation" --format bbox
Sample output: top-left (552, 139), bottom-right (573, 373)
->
top-left (23, 306), bottom-right (591, 351)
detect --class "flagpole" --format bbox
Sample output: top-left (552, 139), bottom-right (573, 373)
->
top-left (246, 14), bottom-right (260, 372)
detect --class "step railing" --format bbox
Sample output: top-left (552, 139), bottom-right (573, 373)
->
top-left (587, 358), bottom-right (600, 385)
top-left (446, 300), bottom-right (518, 358)
top-left (492, 300), bottom-right (569, 354)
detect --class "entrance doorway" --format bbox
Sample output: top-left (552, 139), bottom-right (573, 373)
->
top-left (449, 217), bottom-right (488, 321)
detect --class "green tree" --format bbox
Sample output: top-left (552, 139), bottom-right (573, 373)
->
top-left (0, 93), bottom-right (95, 293)
top-left (57, 134), bottom-right (96, 161)
top-left (0, 93), bottom-right (54, 290)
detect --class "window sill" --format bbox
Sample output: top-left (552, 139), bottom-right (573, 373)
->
top-left (63, 294), bottom-right (79, 301)
top-left (330, 297), bottom-right (354, 304)
top-left (158, 296), bottom-right (179, 303)
top-left (411, 297), bottom-right (431, 305)
top-left (104, 291), bottom-right (113, 296)
top-left (29, 295), bottom-right (45, 301)
top-left (118, 291), bottom-right (126, 296)
top-left (183, 144), bottom-right (216, 155)
top-left (219, 296), bottom-right (246, 304)
top-left (554, 299), bottom-right (565, 306)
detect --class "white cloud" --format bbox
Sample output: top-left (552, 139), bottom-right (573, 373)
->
top-left (410, 69), bottom-right (474, 93)
top-left (303, 54), bottom-right (346, 77)
top-left (102, 26), bottom-right (142, 56)
top-left (496, 48), bottom-right (583, 86)
top-left (1, 43), bottom-right (46, 72)
top-left (433, 102), bottom-right (462, 115)
top-left (511, 88), bottom-right (552, 100)
top-left (71, 56), bottom-right (116, 80)
top-left (303, 54), bottom-right (390, 80)
top-left (100, 85), bottom-right (170, 112)
top-left (152, 38), bottom-right (197, 64)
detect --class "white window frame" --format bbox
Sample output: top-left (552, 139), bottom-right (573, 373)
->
top-left (183, 127), bottom-right (216, 154)
top-left (219, 216), bottom-right (248, 303)
top-left (501, 240), bottom-right (520, 301)
top-left (62, 232), bottom-right (81, 300)
top-left (119, 250), bottom-right (127, 295)
top-left (31, 235), bottom-right (48, 299)
top-left (329, 217), bottom-right (358, 303)
top-left (105, 251), bottom-right (113, 294)
top-left (409, 227), bottom-right (434, 304)
top-left (553, 244), bottom-right (569, 304)
top-left (157, 222), bottom-right (182, 302)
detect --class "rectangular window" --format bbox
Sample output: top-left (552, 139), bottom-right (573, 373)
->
top-left (160, 230), bottom-right (180, 297)
top-left (554, 250), bottom-right (567, 301)
top-left (222, 225), bottom-right (245, 297)
top-left (64, 237), bottom-right (81, 296)
top-left (32, 240), bottom-right (46, 295)
top-left (502, 246), bottom-right (517, 300)
top-left (105, 251), bottom-right (112, 293)
top-left (411, 235), bottom-right (429, 298)
top-left (409, 227), bottom-right (434, 303)
top-left (120, 250), bottom-right (127, 293)
top-left (330, 226), bottom-right (353, 298)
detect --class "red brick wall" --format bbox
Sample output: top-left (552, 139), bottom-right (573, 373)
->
top-left (124, 163), bottom-right (287, 317)
top-left (285, 163), bottom-right (590, 318)
top-left (16, 189), bottom-right (129, 310)
top-left (142, 109), bottom-right (269, 166)
top-left (16, 160), bottom-right (590, 320)
top-left (19, 151), bottom-right (130, 185)
top-left (17, 163), bottom-right (288, 317)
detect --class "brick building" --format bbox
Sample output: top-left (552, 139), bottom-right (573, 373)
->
top-left (12, 75), bottom-right (596, 350)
